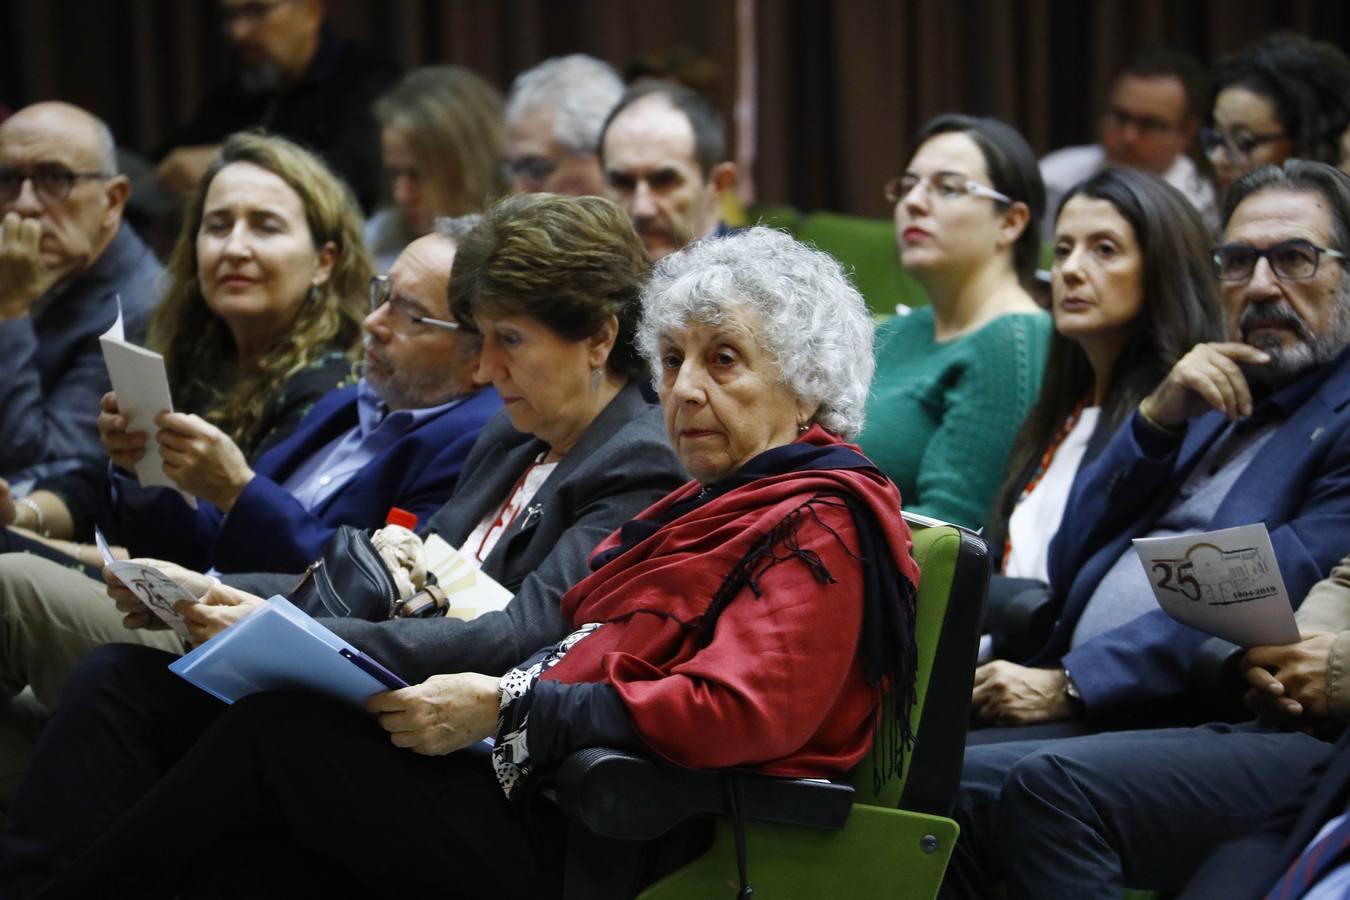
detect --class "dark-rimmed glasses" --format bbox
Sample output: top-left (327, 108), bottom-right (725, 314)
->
top-left (0, 165), bottom-right (108, 205)
top-left (369, 275), bottom-right (459, 332)
top-left (221, 0), bottom-right (290, 27)
top-left (1200, 127), bottom-right (1287, 162)
top-left (1212, 240), bottom-right (1346, 282)
top-left (1102, 105), bottom-right (1179, 137)
top-left (884, 172), bottom-right (1012, 205)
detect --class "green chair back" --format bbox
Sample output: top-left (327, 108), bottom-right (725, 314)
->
top-left (638, 516), bottom-right (989, 900)
top-left (749, 207), bottom-right (931, 318)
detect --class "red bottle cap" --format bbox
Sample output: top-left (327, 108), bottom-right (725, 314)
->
top-left (385, 507), bottom-right (417, 530)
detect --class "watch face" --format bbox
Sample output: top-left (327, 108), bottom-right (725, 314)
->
top-left (1063, 670), bottom-right (1082, 700)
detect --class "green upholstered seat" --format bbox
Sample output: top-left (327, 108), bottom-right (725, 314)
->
top-left (555, 514), bottom-right (990, 900)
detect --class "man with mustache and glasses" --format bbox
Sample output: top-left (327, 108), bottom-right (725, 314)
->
top-left (947, 161), bottom-right (1350, 900)
top-left (599, 80), bottom-right (737, 262)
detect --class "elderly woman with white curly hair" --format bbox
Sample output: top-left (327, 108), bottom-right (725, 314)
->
top-left (35, 228), bottom-right (921, 899)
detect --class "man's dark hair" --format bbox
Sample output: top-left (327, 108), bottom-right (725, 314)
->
top-left (598, 78), bottom-right (726, 176)
top-left (1116, 48), bottom-right (1209, 121)
top-left (1223, 160), bottom-right (1350, 257)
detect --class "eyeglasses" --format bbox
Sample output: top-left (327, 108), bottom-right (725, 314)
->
top-left (884, 172), bottom-right (1012, 205)
top-left (504, 155), bottom-right (559, 190)
top-left (0, 164), bottom-right (108, 205)
top-left (1200, 127), bottom-right (1287, 162)
top-left (1102, 105), bottom-right (1178, 137)
top-left (221, 0), bottom-right (289, 27)
top-left (1212, 240), bottom-right (1346, 282)
top-left (369, 276), bottom-right (459, 332)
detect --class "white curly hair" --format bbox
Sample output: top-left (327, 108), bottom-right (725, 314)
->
top-left (636, 227), bottom-right (875, 438)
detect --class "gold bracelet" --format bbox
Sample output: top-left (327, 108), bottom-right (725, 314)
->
top-left (1138, 403), bottom-right (1184, 437)
top-left (14, 497), bottom-right (48, 536)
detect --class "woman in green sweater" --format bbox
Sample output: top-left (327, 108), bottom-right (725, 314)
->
top-left (859, 114), bottom-right (1051, 529)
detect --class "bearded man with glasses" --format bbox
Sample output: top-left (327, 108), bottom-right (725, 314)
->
top-left (948, 159), bottom-right (1350, 900)
top-left (0, 101), bottom-right (161, 492)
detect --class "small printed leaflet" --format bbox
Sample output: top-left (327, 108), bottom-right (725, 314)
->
top-left (95, 526), bottom-right (202, 641)
top-left (1133, 523), bottom-right (1300, 647)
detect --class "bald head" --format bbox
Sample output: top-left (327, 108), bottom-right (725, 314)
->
top-left (0, 101), bottom-right (129, 282)
top-left (0, 102), bottom-right (117, 175)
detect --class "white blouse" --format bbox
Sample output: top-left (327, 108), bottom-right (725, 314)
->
top-left (460, 454), bottom-right (559, 564)
top-left (1004, 407), bottom-right (1100, 584)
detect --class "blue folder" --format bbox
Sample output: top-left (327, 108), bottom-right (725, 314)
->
top-left (169, 596), bottom-right (407, 707)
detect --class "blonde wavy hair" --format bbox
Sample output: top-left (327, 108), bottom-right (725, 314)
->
top-left (148, 131), bottom-right (369, 456)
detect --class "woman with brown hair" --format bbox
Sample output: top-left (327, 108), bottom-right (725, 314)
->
top-left (365, 66), bottom-right (509, 271)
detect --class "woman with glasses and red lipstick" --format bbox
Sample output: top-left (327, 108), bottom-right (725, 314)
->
top-left (858, 114), bottom-right (1051, 531)
top-left (1205, 31), bottom-right (1350, 196)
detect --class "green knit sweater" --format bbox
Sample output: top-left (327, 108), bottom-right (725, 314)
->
top-left (858, 306), bottom-right (1051, 530)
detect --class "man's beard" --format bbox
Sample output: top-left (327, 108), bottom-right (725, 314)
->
top-left (239, 59), bottom-right (282, 94)
top-left (363, 338), bottom-right (466, 410)
top-left (1238, 282), bottom-right (1350, 387)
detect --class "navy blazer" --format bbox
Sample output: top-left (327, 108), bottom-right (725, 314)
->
top-left (1040, 351), bottom-right (1350, 718)
top-left (113, 383), bottom-right (501, 574)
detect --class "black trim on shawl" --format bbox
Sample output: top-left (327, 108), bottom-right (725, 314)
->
top-left (592, 439), bottom-right (918, 788)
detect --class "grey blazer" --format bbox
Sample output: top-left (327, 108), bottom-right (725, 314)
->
top-left (228, 381), bottom-right (687, 682)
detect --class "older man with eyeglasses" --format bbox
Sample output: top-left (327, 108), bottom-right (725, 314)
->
top-left (0, 102), bottom-right (162, 494)
top-left (0, 222), bottom-right (498, 805)
top-left (949, 159), bottom-right (1350, 900)
top-left (101, 221), bottom-right (499, 577)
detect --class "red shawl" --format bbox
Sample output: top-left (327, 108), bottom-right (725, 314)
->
top-left (541, 427), bottom-right (918, 778)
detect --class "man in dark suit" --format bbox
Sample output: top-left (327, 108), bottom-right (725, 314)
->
top-left (100, 226), bottom-right (498, 574)
top-left (946, 160), bottom-right (1350, 898)
top-left (0, 228), bottom-right (496, 800)
top-left (0, 102), bottom-right (161, 490)
top-left (973, 160), bottom-right (1350, 733)
top-left (948, 554), bottom-right (1350, 899)
top-left (154, 0), bottom-right (397, 212)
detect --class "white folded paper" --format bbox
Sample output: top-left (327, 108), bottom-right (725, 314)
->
top-left (99, 296), bottom-right (194, 508)
top-left (422, 533), bottom-right (513, 620)
top-left (1133, 523), bottom-right (1300, 648)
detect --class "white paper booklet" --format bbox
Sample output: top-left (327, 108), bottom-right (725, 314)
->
top-left (95, 527), bottom-right (207, 641)
top-left (1133, 523), bottom-right (1301, 648)
top-left (99, 297), bottom-right (194, 508)
top-left (422, 533), bottom-right (514, 620)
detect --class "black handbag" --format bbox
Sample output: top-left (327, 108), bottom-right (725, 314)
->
top-left (286, 526), bottom-right (452, 622)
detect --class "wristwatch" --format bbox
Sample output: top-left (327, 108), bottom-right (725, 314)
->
top-left (1062, 667), bottom-right (1084, 714)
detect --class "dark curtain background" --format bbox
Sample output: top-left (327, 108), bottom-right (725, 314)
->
top-left (4, 0), bottom-right (1350, 218)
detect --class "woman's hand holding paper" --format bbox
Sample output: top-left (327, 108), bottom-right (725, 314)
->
top-left (155, 412), bottom-right (256, 511)
top-left (366, 673), bottom-right (501, 756)
top-left (98, 391), bottom-right (148, 472)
